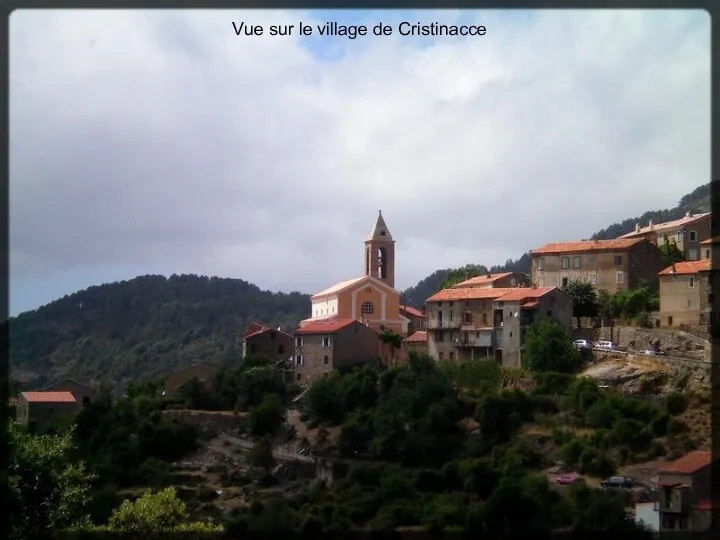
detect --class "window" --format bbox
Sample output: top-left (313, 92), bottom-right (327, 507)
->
top-left (324, 355), bottom-right (329, 365)
top-left (270, 331), bottom-right (276, 340)
top-left (561, 277), bottom-right (569, 287)
top-left (449, 352), bottom-right (454, 360)
top-left (573, 256), bottom-right (581, 269)
top-left (616, 271), bottom-right (624, 284)
top-left (586, 255), bottom-right (595, 268)
top-left (689, 277), bottom-right (695, 288)
top-left (676, 231), bottom-right (683, 242)
top-left (705, 249), bottom-right (711, 259)
top-left (439, 352), bottom-right (444, 360)
top-left (295, 355), bottom-right (303, 366)
top-left (438, 302), bottom-right (443, 307)
top-left (322, 336), bottom-right (330, 347)
top-left (295, 337), bottom-right (303, 347)
top-left (689, 230), bottom-right (697, 242)
top-left (688, 249), bottom-right (698, 261)
top-left (588, 272), bottom-right (597, 285)
top-left (614, 255), bottom-right (623, 266)
top-left (361, 301), bottom-right (374, 314)
top-left (546, 310), bottom-right (552, 317)
top-left (277, 344), bottom-right (285, 354)
top-left (437, 331), bottom-right (445, 342)
top-left (448, 312), bottom-right (453, 321)
top-left (296, 373), bottom-right (302, 381)
top-left (537, 258), bottom-right (545, 270)
top-left (249, 343), bottom-right (257, 354)
top-left (449, 302), bottom-right (454, 307)
top-left (561, 257), bottom-right (570, 269)
top-left (82, 396), bottom-right (90, 405)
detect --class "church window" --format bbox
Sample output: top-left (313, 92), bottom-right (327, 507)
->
top-left (361, 301), bottom-right (374, 314)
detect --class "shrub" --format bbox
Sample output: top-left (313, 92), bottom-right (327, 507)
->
top-left (665, 393), bottom-right (688, 416)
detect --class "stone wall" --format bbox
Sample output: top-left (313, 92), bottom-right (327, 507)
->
top-left (574, 325), bottom-right (710, 360)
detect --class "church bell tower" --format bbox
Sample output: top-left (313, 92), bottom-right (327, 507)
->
top-left (364, 210), bottom-right (395, 288)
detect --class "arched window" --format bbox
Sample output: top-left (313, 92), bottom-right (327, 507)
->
top-left (361, 301), bottom-right (374, 315)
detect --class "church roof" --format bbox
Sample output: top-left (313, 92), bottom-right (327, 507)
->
top-left (311, 275), bottom-right (399, 299)
top-left (365, 210), bottom-right (394, 242)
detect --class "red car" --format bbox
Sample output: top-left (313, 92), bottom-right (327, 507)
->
top-left (555, 473), bottom-right (582, 485)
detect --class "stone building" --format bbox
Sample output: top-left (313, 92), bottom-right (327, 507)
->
top-left (658, 259), bottom-right (712, 328)
top-left (292, 319), bottom-right (379, 383)
top-left (16, 391), bottom-right (79, 428)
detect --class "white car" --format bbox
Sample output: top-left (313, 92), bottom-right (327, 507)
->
top-left (595, 341), bottom-right (618, 350)
top-left (573, 339), bottom-right (593, 350)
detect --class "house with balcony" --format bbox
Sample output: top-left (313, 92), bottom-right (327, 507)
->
top-left (619, 212), bottom-right (711, 261)
top-left (658, 259), bottom-right (712, 328)
top-left (652, 450), bottom-right (716, 532)
top-left (425, 286), bottom-right (572, 368)
top-left (531, 238), bottom-right (663, 293)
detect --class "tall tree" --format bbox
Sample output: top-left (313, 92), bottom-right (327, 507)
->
top-left (561, 280), bottom-right (599, 328)
top-left (523, 319), bottom-right (581, 373)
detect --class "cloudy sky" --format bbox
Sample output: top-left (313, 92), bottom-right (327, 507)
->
top-left (9, 9), bottom-right (710, 316)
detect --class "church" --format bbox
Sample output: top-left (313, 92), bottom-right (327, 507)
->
top-left (299, 211), bottom-right (405, 335)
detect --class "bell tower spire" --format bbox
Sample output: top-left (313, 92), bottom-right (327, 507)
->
top-left (364, 210), bottom-right (395, 288)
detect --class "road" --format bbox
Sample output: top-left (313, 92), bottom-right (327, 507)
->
top-left (219, 433), bottom-right (315, 464)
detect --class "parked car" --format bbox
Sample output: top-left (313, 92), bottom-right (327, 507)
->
top-left (601, 475), bottom-right (633, 489)
top-left (573, 339), bottom-right (593, 350)
top-left (556, 473), bottom-right (583, 485)
top-left (643, 348), bottom-right (668, 356)
top-left (595, 340), bottom-right (618, 350)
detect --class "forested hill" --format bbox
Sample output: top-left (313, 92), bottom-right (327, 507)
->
top-left (9, 274), bottom-right (310, 388)
top-left (400, 183), bottom-right (711, 307)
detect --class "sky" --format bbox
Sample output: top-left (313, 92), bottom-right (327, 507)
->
top-left (9, 9), bottom-right (710, 316)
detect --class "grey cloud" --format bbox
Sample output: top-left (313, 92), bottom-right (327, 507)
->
top-left (9, 9), bottom-right (710, 297)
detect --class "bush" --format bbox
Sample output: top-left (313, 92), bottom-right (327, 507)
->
top-left (248, 393), bottom-right (285, 436)
top-left (665, 393), bottom-right (688, 416)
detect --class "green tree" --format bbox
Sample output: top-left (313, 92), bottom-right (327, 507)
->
top-left (658, 241), bottom-right (685, 267)
top-left (248, 393), bottom-right (285, 436)
top-left (8, 422), bottom-right (94, 539)
top-left (248, 435), bottom-right (275, 472)
top-left (523, 318), bottom-right (581, 373)
top-left (562, 280), bottom-right (598, 328)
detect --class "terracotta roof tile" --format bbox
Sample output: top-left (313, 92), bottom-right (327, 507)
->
top-left (659, 450), bottom-right (713, 474)
top-left (427, 286), bottom-right (556, 303)
top-left (294, 319), bottom-right (357, 335)
top-left (403, 331), bottom-right (427, 343)
top-left (400, 305), bottom-right (425, 318)
top-left (453, 272), bottom-right (513, 288)
top-left (620, 213), bottom-right (711, 238)
top-left (658, 259), bottom-right (711, 276)
top-left (532, 238), bottom-right (645, 255)
top-left (700, 235), bottom-right (720, 245)
top-left (22, 391), bottom-right (76, 404)
top-left (243, 321), bottom-right (291, 340)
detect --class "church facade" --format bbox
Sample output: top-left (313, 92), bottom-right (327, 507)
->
top-left (300, 211), bottom-right (405, 335)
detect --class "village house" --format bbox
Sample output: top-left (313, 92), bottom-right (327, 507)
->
top-left (699, 235), bottom-right (719, 263)
top-left (619, 212), bottom-right (711, 261)
top-left (43, 378), bottom-right (94, 406)
top-left (292, 319), bottom-right (379, 383)
top-left (401, 330), bottom-right (428, 358)
top-left (16, 391), bottom-right (79, 428)
top-left (650, 450), bottom-right (716, 532)
top-left (658, 259), bottom-right (712, 328)
top-left (451, 271), bottom-right (528, 289)
top-left (300, 211), bottom-right (405, 335)
top-left (241, 322), bottom-right (293, 362)
top-left (163, 362), bottom-right (219, 399)
top-left (425, 286), bottom-right (573, 369)
top-left (531, 238), bottom-right (664, 293)
top-left (399, 304), bottom-right (426, 335)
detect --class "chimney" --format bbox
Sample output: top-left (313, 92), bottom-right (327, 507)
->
top-left (648, 220), bottom-right (654, 230)
top-left (685, 211), bottom-right (691, 218)
top-left (635, 223), bottom-right (640, 232)
top-left (486, 272), bottom-right (492, 278)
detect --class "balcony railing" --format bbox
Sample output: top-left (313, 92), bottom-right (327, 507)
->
top-left (426, 320), bottom-right (459, 330)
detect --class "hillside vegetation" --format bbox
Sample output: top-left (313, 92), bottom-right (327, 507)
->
top-left (9, 274), bottom-right (309, 387)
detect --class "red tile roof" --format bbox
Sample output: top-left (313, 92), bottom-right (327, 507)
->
top-left (700, 235), bottom-right (720, 245)
top-left (403, 331), bottom-right (427, 343)
top-left (620, 212), bottom-right (711, 238)
top-left (695, 499), bottom-right (720, 511)
top-left (243, 322), bottom-right (269, 339)
top-left (658, 259), bottom-right (711, 276)
top-left (294, 319), bottom-right (357, 335)
top-left (522, 301), bottom-right (539, 308)
top-left (400, 305), bottom-right (425, 318)
top-left (659, 450), bottom-right (713, 474)
top-left (532, 238), bottom-right (644, 255)
top-left (426, 286), bottom-right (557, 303)
top-left (453, 272), bottom-right (513, 288)
top-left (22, 391), bottom-right (76, 404)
